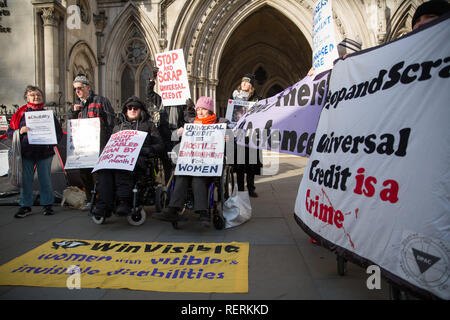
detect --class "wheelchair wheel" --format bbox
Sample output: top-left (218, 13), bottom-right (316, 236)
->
top-left (127, 207), bottom-right (146, 226)
top-left (213, 214), bottom-right (225, 230)
top-left (155, 186), bottom-right (169, 212)
top-left (92, 214), bottom-right (106, 225)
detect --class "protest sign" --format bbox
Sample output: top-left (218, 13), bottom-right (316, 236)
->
top-left (294, 17), bottom-right (450, 299)
top-left (65, 118), bottom-right (100, 169)
top-left (225, 99), bottom-right (255, 126)
top-left (0, 116), bottom-right (7, 131)
top-left (24, 110), bottom-right (57, 145)
top-left (92, 130), bottom-right (147, 173)
top-left (234, 71), bottom-right (329, 157)
top-left (155, 49), bottom-right (191, 106)
top-left (312, 0), bottom-right (339, 74)
top-left (175, 123), bottom-right (226, 177)
top-left (0, 238), bottom-right (249, 293)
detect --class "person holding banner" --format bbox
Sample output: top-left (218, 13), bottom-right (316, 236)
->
top-left (69, 73), bottom-right (116, 208)
top-left (411, 0), bottom-right (450, 30)
top-left (6, 85), bottom-right (63, 218)
top-left (232, 73), bottom-right (262, 198)
top-left (92, 96), bottom-right (164, 218)
top-left (152, 96), bottom-right (228, 227)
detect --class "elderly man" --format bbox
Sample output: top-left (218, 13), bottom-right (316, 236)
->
top-left (69, 73), bottom-right (116, 208)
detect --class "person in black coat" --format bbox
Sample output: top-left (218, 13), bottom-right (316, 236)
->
top-left (146, 68), bottom-right (195, 184)
top-left (92, 96), bottom-right (164, 217)
top-left (231, 73), bottom-right (262, 198)
top-left (6, 85), bottom-right (63, 218)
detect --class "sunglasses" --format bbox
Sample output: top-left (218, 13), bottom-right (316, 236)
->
top-left (127, 106), bottom-right (141, 111)
top-left (73, 86), bottom-right (86, 91)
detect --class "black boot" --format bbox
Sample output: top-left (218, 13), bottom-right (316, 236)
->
top-left (198, 210), bottom-right (211, 228)
top-left (152, 206), bottom-right (178, 222)
top-left (116, 200), bottom-right (131, 216)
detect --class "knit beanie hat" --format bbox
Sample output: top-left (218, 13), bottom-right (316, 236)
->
top-left (196, 96), bottom-right (215, 113)
top-left (73, 73), bottom-right (90, 86)
top-left (241, 73), bottom-right (255, 87)
top-left (412, 0), bottom-right (450, 28)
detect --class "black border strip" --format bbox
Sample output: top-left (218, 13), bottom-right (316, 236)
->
top-left (293, 213), bottom-right (442, 300)
top-left (333, 12), bottom-right (450, 64)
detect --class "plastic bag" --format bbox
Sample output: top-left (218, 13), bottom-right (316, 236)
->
top-left (8, 130), bottom-right (22, 187)
top-left (223, 184), bottom-right (252, 228)
top-left (61, 186), bottom-right (87, 209)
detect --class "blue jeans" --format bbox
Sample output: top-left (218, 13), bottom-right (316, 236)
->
top-left (20, 156), bottom-right (54, 207)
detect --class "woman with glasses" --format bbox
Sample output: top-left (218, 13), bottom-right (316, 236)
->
top-left (92, 96), bottom-right (164, 218)
top-left (6, 85), bottom-right (63, 218)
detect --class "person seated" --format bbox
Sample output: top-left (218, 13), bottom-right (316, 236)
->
top-left (152, 96), bottom-right (228, 227)
top-left (93, 96), bottom-right (164, 217)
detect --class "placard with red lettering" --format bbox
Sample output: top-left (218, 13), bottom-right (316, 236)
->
top-left (294, 17), bottom-right (450, 299)
top-left (155, 49), bottom-right (191, 106)
top-left (92, 130), bottom-right (147, 173)
top-left (175, 123), bottom-right (226, 177)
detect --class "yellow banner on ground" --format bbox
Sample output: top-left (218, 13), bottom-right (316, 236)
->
top-left (0, 239), bottom-right (249, 293)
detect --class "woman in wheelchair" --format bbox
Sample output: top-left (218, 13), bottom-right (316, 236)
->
top-left (152, 96), bottom-right (228, 227)
top-left (92, 96), bottom-right (164, 218)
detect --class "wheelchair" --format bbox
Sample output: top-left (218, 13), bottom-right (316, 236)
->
top-left (89, 157), bottom-right (165, 226)
top-left (155, 160), bottom-right (235, 230)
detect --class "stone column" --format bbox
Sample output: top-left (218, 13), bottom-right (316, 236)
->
top-left (93, 10), bottom-right (107, 96)
top-left (39, 5), bottom-right (62, 104)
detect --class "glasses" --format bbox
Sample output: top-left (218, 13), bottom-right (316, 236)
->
top-left (73, 86), bottom-right (86, 91)
top-left (28, 94), bottom-right (42, 98)
top-left (127, 106), bottom-right (141, 111)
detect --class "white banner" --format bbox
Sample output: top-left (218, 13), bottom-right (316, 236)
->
top-left (65, 118), bottom-right (101, 169)
top-left (175, 123), bottom-right (226, 177)
top-left (312, 0), bottom-right (338, 74)
top-left (24, 110), bottom-right (57, 145)
top-left (155, 49), bottom-right (191, 106)
top-left (295, 18), bottom-right (450, 299)
top-left (92, 130), bottom-right (147, 173)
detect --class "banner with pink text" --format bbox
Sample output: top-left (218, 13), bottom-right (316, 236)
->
top-left (294, 16), bottom-right (450, 299)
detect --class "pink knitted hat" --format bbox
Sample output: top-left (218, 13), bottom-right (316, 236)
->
top-left (196, 96), bottom-right (214, 113)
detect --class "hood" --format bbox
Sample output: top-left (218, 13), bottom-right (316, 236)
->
top-left (120, 96), bottom-right (150, 122)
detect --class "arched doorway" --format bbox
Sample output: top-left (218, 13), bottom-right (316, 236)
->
top-left (216, 6), bottom-right (311, 116)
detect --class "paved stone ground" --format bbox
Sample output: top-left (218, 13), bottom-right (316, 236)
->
top-left (0, 156), bottom-right (390, 300)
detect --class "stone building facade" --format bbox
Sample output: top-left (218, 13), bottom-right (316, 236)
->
top-left (0, 0), bottom-right (426, 117)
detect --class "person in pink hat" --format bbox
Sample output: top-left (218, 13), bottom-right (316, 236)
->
top-left (153, 96), bottom-right (228, 227)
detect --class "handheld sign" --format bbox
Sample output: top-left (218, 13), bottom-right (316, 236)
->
top-left (155, 49), bottom-right (191, 106)
top-left (24, 110), bottom-right (57, 145)
top-left (175, 123), bottom-right (226, 177)
top-left (92, 130), bottom-right (147, 173)
top-left (225, 100), bottom-right (255, 127)
top-left (312, 0), bottom-right (339, 74)
top-left (0, 116), bottom-right (8, 132)
top-left (65, 118), bottom-right (101, 169)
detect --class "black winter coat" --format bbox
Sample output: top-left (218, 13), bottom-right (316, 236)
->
top-left (6, 107), bottom-right (63, 160)
top-left (115, 101), bottom-right (164, 170)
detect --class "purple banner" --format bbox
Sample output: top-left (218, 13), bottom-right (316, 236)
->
top-left (234, 71), bottom-right (330, 157)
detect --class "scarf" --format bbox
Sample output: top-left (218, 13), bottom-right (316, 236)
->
top-left (10, 103), bottom-right (44, 130)
top-left (194, 114), bottom-right (217, 125)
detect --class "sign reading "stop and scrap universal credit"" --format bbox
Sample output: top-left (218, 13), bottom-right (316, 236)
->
top-left (155, 49), bottom-right (191, 106)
